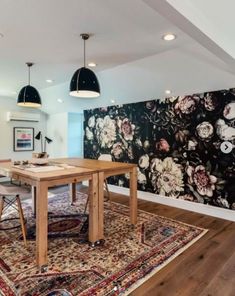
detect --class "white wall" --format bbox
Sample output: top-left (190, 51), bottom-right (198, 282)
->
top-left (46, 112), bottom-right (68, 158)
top-left (68, 113), bottom-right (83, 157)
top-left (0, 96), bottom-right (47, 161)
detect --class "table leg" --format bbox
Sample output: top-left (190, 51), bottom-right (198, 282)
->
top-left (36, 181), bottom-right (48, 270)
top-left (69, 183), bottom-right (76, 204)
top-left (98, 171), bottom-right (104, 240)
top-left (31, 186), bottom-right (36, 215)
top-left (130, 167), bottom-right (137, 225)
top-left (88, 173), bottom-right (99, 244)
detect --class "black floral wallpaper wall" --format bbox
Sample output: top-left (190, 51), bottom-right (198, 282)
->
top-left (84, 89), bottom-right (235, 211)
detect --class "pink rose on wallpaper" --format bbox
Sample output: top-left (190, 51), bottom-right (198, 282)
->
top-left (223, 102), bottom-right (235, 120)
top-left (100, 107), bottom-right (108, 112)
top-left (175, 95), bottom-right (199, 114)
top-left (111, 142), bottom-right (123, 159)
top-left (117, 118), bottom-right (135, 141)
top-left (203, 93), bottom-right (218, 111)
top-left (156, 138), bottom-right (170, 152)
top-left (187, 165), bottom-right (217, 197)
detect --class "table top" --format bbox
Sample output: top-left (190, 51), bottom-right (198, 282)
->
top-left (52, 157), bottom-right (137, 171)
top-left (0, 160), bottom-right (95, 181)
top-left (0, 158), bottom-right (136, 181)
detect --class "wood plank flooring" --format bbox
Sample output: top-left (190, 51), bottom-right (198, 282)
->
top-left (98, 190), bottom-right (235, 296)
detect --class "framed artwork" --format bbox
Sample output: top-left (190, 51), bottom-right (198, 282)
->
top-left (14, 127), bottom-right (34, 151)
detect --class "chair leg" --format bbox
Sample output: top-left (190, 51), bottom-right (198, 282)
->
top-left (104, 179), bottom-right (114, 211)
top-left (16, 195), bottom-right (27, 247)
top-left (0, 197), bottom-right (5, 221)
top-left (104, 179), bottom-right (110, 201)
top-left (83, 196), bottom-right (89, 214)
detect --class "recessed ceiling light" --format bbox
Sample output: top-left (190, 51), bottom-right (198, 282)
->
top-left (165, 90), bottom-right (171, 95)
top-left (88, 62), bottom-right (97, 67)
top-left (57, 98), bottom-right (64, 103)
top-left (46, 79), bottom-right (53, 83)
top-left (162, 34), bottom-right (176, 41)
top-left (110, 99), bottom-right (115, 104)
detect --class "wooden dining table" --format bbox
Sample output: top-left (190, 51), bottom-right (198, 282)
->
top-left (52, 158), bottom-right (138, 241)
top-left (0, 158), bottom-right (137, 271)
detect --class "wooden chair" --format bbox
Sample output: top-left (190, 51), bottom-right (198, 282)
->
top-left (0, 184), bottom-right (29, 246)
top-left (83, 154), bottom-right (112, 214)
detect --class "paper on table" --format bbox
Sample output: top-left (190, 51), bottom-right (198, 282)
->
top-left (24, 166), bottom-right (65, 173)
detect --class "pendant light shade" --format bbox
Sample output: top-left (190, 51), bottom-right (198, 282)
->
top-left (17, 62), bottom-right (41, 108)
top-left (69, 34), bottom-right (100, 98)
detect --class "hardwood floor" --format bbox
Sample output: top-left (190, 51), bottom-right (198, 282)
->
top-left (99, 190), bottom-right (235, 296)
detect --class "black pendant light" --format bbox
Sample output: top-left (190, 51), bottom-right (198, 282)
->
top-left (17, 62), bottom-right (42, 108)
top-left (69, 33), bottom-right (100, 98)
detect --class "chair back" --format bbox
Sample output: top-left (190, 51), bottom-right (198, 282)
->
top-left (98, 154), bottom-right (112, 162)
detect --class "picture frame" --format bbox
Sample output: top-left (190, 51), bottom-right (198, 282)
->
top-left (13, 127), bottom-right (34, 151)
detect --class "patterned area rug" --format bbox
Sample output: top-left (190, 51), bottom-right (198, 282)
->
top-left (0, 192), bottom-right (207, 296)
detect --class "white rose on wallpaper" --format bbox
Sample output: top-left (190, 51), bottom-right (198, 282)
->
top-left (95, 115), bottom-right (116, 148)
top-left (187, 139), bottom-right (198, 150)
top-left (216, 196), bottom-right (229, 208)
top-left (178, 194), bottom-right (194, 201)
top-left (223, 102), bottom-right (235, 120)
top-left (216, 119), bottom-right (235, 141)
top-left (187, 165), bottom-right (217, 197)
top-left (150, 157), bottom-right (184, 198)
top-left (125, 173), bottom-right (130, 179)
top-left (137, 168), bottom-right (147, 184)
top-left (88, 116), bottom-right (95, 128)
top-left (118, 179), bottom-right (124, 187)
top-left (143, 140), bottom-right (150, 149)
top-left (85, 127), bottom-right (94, 140)
top-left (196, 121), bottom-right (214, 141)
top-left (117, 118), bottom-right (135, 141)
top-left (138, 154), bottom-right (149, 169)
top-left (135, 138), bottom-right (142, 147)
top-left (111, 142), bottom-right (123, 159)
top-left (127, 147), bottom-right (134, 160)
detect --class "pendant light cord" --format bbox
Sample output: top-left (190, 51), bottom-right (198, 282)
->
top-left (26, 62), bottom-right (33, 85)
top-left (28, 65), bottom-right (30, 85)
top-left (83, 37), bottom-right (86, 67)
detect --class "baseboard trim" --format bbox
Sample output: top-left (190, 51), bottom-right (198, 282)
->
top-left (83, 181), bottom-right (235, 222)
top-left (110, 184), bottom-right (235, 222)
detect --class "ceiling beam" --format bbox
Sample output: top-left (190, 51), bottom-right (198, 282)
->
top-left (143, 0), bottom-right (235, 75)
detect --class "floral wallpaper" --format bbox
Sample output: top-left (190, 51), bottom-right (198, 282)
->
top-left (84, 89), bottom-right (235, 211)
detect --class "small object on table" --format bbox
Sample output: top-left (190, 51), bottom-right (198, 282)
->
top-left (31, 152), bottom-right (49, 165)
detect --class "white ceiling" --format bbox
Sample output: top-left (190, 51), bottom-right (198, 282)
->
top-left (0, 0), bottom-right (235, 101)
top-left (0, 0), bottom-right (191, 94)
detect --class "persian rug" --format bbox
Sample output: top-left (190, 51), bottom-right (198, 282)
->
top-left (0, 192), bottom-right (207, 296)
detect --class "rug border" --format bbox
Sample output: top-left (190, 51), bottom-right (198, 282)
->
top-left (123, 228), bottom-right (208, 295)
